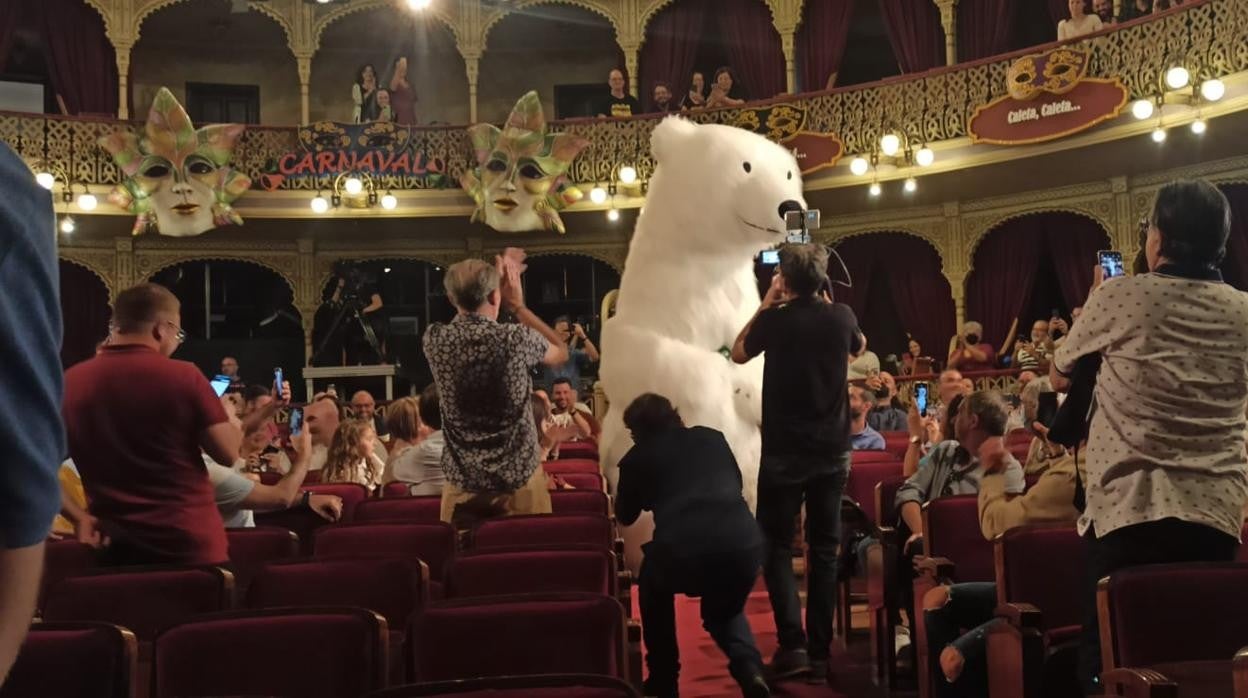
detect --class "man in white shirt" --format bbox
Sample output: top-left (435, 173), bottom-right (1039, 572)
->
top-left (550, 378), bottom-right (596, 440)
top-left (1052, 179), bottom-right (1248, 694)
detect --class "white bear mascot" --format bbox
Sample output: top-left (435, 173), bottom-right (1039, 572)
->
top-left (599, 117), bottom-right (806, 571)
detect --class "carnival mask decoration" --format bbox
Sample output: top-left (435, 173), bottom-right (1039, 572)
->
top-left (460, 91), bottom-right (589, 234)
top-left (1007, 49), bottom-right (1089, 101)
top-left (99, 87), bottom-right (251, 236)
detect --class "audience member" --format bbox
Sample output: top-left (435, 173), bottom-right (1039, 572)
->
top-left (384, 386), bottom-right (446, 495)
top-left (241, 384), bottom-right (280, 443)
top-left (424, 250), bottom-right (568, 528)
top-left (539, 316), bottom-right (599, 391)
top-left (680, 70), bottom-right (707, 111)
top-left (321, 420), bottom-right (384, 492)
top-left (64, 283), bottom-right (240, 566)
top-left (0, 142), bottom-right (64, 684)
top-left (901, 338), bottom-right (927, 375)
top-left (1052, 180), bottom-right (1248, 693)
top-left (1013, 319), bottom-right (1054, 373)
top-left (387, 56), bottom-right (417, 124)
top-left (1092, 0), bottom-right (1115, 23)
top-left (617, 394), bottom-right (769, 698)
top-left (596, 68), bottom-right (641, 118)
top-left (1018, 377), bottom-right (1067, 475)
top-left (847, 342), bottom-right (880, 381)
top-left (350, 390), bottom-right (389, 453)
top-left (959, 378), bottom-right (975, 396)
top-left (533, 390), bottom-right (579, 462)
top-left (849, 386), bottom-right (886, 450)
top-left (352, 63), bottom-right (379, 123)
top-left (551, 377), bottom-right (598, 440)
top-left (301, 395), bottom-right (344, 471)
top-left (866, 371), bottom-right (907, 432)
top-left (375, 88), bottom-right (393, 122)
top-left (219, 356), bottom-right (244, 391)
top-left (903, 395), bottom-right (954, 477)
top-left (732, 243), bottom-right (865, 683)
top-left (1119, 0), bottom-right (1153, 19)
top-left (705, 66), bottom-right (746, 108)
top-left (652, 81), bottom-right (677, 113)
top-left (937, 369), bottom-right (964, 410)
top-left (946, 322), bottom-right (996, 373)
top-left (1058, 0), bottom-right (1104, 40)
top-left (1048, 313), bottom-right (1071, 345)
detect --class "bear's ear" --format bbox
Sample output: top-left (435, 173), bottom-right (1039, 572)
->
top-left (650, 116), bottom-right (699, 164)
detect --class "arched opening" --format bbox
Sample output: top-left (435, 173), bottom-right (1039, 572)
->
top-left (312, 7), bottom-right (466, 124)
top-left (1218, 183), bottom-right (1248, 292)
top-left (149, 259), bottom-right (304, 397)
top-left (966, 211), bottom-right (1110, 360)
top-left (0, 1), bottom-right (116, 115)
top-left (478, 4), bottom-right (620, 121)
top-left (58, 260), bottom-right (111, 368)
top-left (131, 2), bottom-right (299, 124)
top-left (797, 0), bottom-right (898, 90)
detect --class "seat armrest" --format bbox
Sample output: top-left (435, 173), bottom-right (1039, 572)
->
top-left (1100, 667), bottom-right (1179, 698)
top-left (995, 602), bottom-right (1042, 630)
top-left (914, 555), bottom-right (956, 581)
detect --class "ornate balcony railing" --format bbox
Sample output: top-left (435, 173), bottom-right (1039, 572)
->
top-left (2, 0), bottom-right (1241, 194)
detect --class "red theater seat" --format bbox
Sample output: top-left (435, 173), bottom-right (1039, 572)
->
top-left (867, 474), bottom-right (908, 684)
top-left (557, 441), bottom-right (600, 460)
top-left (255, 482), bottom-right (370, 554)
top-left (153, 607), bottom-right (388, 698)
top-left (314, 522), bottom-right (456, 596)
top-left (555, 471), bottom-right (605, 491)
top-left (550, 489), bottom-right (612, 516)
top-left (225, 526), bottom-right (300, 593)
top-left (838, 458), bottom-right (902, 636)
top-left (364, 674), bottom-right (640, 697)
top-left (473, 514), bottom-right (615, 551)
top-left (543, 458), bottom-right (601, 475)
top-left (0, 622), bottom-right (136, 698)
top-left (448, 547), bottom-right (616, 598)
top-left (247, 557), bottom-right (427, 634)
top-left (383, 481), bottom-right (413, 498)
top-left (355, 496), bottom-right (443, 525)
top-left (39, 539), bottom-right (98, 612)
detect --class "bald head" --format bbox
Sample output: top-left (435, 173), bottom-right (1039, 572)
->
top-left (350, 390), bottom-right (377, 421)
top-left (305, 398), bottom-right (342, 447)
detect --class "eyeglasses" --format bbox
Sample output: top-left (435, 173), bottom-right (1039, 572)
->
top-left (164, 321), bottom-right (187, 344)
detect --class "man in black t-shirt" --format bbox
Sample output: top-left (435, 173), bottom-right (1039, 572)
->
top-left (595, 68), bottom-right (641, 118)
top-left (732, 243), bottom-right (864, 684)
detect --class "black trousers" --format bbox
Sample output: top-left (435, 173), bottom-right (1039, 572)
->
top-left (1077, 517), bottom-right (1239, 695)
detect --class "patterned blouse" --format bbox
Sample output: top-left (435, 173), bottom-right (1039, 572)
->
top-left (424, 313), bottom-right (548, 492)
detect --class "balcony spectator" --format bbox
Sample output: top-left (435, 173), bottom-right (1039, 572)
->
top-left (849, 386), bottom-right (886, 450)
top-left (596, 68), bottom-right (642, 118)
top-left (1093, 0), bottom-right (1115, 23)
top-left (1057, 0), bottom-right (1104, 41)
top-left (947, 321), bottom-right (996, 373)
top-left (538, 316), bottom-right (599, 392)
top-left (1119, 0), bottom-right (1153, 20)
top-left (652, 81), bottom-right (677, 113)
top-left (387, 56), bottom-right (417, 125)
top-left (867, 371), bottom-right (908, 433)
top-left (902, 338), bottom-right (928, 375)
top-left (321, 420), bottom-right (384, 493)
top-left (679, 71), bottom-right (707, 111)
top-left (375, 88), bottom-right (393, 123)
top-left (705, 66), bottom-right (746, 109)
top-left (1013, 319), bottom-right (1055, 373)
top-left (352, 63), bottom-right (379, 123)
top-left (384, 386), bottom-right (445, 495)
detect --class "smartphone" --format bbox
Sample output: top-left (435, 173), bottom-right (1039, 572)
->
top-left (273, 367), bottom-right (284, 396)
top-left (760, 249), bottom-right (780, 265)
top-left (915, 382), bottom-right (930, 418)
top-left (1098, 250), bottom-right (1124, 280)
top-left (288, 407), bottom-right (303, 437)
top-left (1036, 391), bottom-right (1059, 428)
top-left (210, 374), bottom-right (231, 397)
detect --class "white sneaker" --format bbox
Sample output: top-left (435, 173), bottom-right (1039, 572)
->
top-left (894, 625), bottom-right (911, 654)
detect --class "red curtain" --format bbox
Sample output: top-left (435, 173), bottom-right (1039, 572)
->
top-left (797, 0), bottom-right (856, 91)
top-left (59, 261), bottom-right (112, 368)
top-left (0, 1), bottom-right (25, 74)
top-left (1048, 0), bottom-right (1076, 26)
top-left (879, 0), bottom-right (945, 73)
top-left (717, 0), bottom-right (786, 100)
top-left (959, 0), bottom-right (1018, 61)
top-left (639, 1), bottom-right (709, 109)
top-left (1045, 212), bottom-right (1111, 308)
top-left (38, 0), bottom-right (118, 116)
top-left (1219, 184), bottom-right (1248, 292)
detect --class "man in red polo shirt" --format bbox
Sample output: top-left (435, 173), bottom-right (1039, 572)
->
top-left (63, 283), bottom-right (241, 566)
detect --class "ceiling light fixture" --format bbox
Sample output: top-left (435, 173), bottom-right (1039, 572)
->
top-left (35, 171), bottom-right (55, 189)
top-left (869, 182), bottom-right (882, 197)
top-left (606, 208), bottom-right (620, 222)
top-left (76, 193), bottom-right (98, 211)
top-left (849, 157), bottom-right (870, 176)
top-left (310, 194), bottom-right (329, 213)
top-left (903, 177), bottom-right (917, 193)
top-left (1151, 127), bottom-right (1168, 143)
top-left (589, 186), bottom-right (608, 205)
top-left (1131, 99), bottom-right (1155, 120)
top-left (880, 133), bottom-right (901, 157)
top-left (915, 147), bottom-right (935, 168)
top-left (380, 192), bottom-right (397, 210)
top-left (618, 166), bottom-right (637, 185)
top-left (1190, 118), bottom-right (1207, 134)
top-left (1200, 78), bottom-right (1225, 102)
top-left (1165, 65), bottom-right (1190, 90)
top-left (59, 216), bottom-right (75, 234)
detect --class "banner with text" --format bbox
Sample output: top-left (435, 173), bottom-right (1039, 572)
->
top-left (258, 121), bottom-right (451, 190)
top-left (733, 104), bottom-right (844, 175)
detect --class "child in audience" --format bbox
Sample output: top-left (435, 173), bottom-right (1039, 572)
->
top-left (375, 89), bottom-right (394, 122)
top-left (322, 420), bottom-right (384, 492)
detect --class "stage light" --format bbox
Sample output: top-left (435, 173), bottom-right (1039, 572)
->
top-left (849, 157), bottom-right (869, 176)
top-left (589, 186), bottom-right (608, 204)
top-left (1191, 118), bottom-right (1207, 134)
top-left (1165, 66), bottom-right (1190, 90)
top-left (606, 208), bottom-right (620, 222)
top-left (59, 216), bottom-right (75, 234)
top-left (1200, 79), bottom-right (1225, 102)
top-left (868, 182), bottom-right (882, 197)
top-left (1151, 127), bottom-right (1167, 143)
top-left (344, 176), bottom-right (363, 195)
top-left (407, 0), bottom-right (432, 9)
top-left (380, 193), bottom-right (397, 210)
top-left (618, 166), bottom-right (637, 184)
top-left (383, 267), bottom-right (392, 273)
top-left (880, 133), bottom-right (901, 157)
top-left (310, 194), bottom-right (329, 213)
top-left (915, 147), bottom-right (935, 167)
top-left (76, 193), bottom-right (98, 211)
top-left (35, 171), bottom-right (55, 189)
top-left (1131, 99), bottom-right (1154, 120)
top-left (903, 177), bottom-right (917, 193)
top-left (316, 0), bottom-right (331, 3)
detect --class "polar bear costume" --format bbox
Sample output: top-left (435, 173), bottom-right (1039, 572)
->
top-left (599, 117), bottom-right (806, 571)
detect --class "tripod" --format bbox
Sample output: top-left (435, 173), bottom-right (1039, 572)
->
top-left (313, 299), bottom-right (385, 366)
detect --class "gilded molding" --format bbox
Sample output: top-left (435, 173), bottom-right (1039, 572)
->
top-left (310, 0), bottom-right (462, 51)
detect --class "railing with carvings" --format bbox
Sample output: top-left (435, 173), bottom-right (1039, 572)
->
top-left (1, 0), bottom-right (1239, 193)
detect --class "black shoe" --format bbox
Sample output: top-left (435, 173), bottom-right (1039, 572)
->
top-left (735, 671), bottom-right (771, 698)
top-left (807, 658), bottom-right (833, 685)
top-left (642, 677), bottom-right (679, 698)
top-left (766, 647), bottom-right (811, 680)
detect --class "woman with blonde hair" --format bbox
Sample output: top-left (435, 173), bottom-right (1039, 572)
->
top-left (382, 392), bottom-right (444, 495)
top-left (322, 420), bottom-right (384, 492)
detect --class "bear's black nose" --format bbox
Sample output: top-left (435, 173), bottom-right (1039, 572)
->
top-left (778, 200), bottom-right (803, 222)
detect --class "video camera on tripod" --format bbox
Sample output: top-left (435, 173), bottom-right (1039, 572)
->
top-left (333, 261), bottom-right (376, 308)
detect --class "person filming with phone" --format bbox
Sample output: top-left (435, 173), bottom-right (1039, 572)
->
top-left (1052, 179), bottom-right (1248, 694)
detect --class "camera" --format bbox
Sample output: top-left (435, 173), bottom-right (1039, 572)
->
top-left (783, 209), bottom-right (820, 243)
top-left (333, 261), bottom-right (375, 305)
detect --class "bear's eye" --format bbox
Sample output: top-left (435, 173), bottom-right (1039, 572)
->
top-left (742, 162), bottom-right (751, 173)
top-left (787, 171), bottom-right (793, 180)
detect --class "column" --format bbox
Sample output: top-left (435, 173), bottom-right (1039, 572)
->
top-left (622, 44), bottom-right (640, 98)
top-left (113, 238), bottom-right (134, 301)
top-left (940, 203), bottom-right (967, 328)
top-left (296, 55), bottom-right (312, 124)
top-left (781, 30), bottom-right (797, 93)
top-left (1110, 176), bottom-right (1135, 256)
top-left (464, 54), bottom-right (480, 123)
top-left (115, 44), bottom-right (133, 119)
top-left (934, 0), bottom-right (959, 66)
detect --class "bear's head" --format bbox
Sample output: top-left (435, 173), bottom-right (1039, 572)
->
top-left (643, 117), bottom-right (806, 252)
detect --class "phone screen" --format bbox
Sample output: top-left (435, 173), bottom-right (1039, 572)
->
top-left (288, 407), bottom-right (303, 437)
top-left (1098, 250), bottom-right (1124, 280)
top-left (273, 367), bottom-right (284, 395)
top-left (1036, 391), bottom-right (1059, 428)
top-left (760, 249), bottom-right (780, 265)
top-left (210, 375), bottom-right (231, 397)
top-left (915, 382), bottom-right (929, 418)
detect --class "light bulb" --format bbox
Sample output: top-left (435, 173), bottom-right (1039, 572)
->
top-left (407, 0), bottom-right (431, 9)
top-left (868, 182), bottom-right (882, 197)
top-left (383, 267), bottom-right (392, 274)
top-left (316, 0), bottom-right (330, 4)
top-left (1151, 127), bottom-right (1167, 143)
top-left (344, 176), bottom-right (363, 195)
top-left (849, 157), bottom-right (869, 176)
top-left (915, 147), bottom-right (935, 167)
top-left (1200, 79), bottom-right (1225, 102)
top-left (880, 133), bottom-right (901, 157)
top-left (903, 177), bottom-right (918, 193)
top-left (1191, 118), bottom-right (1207, 134)
top-left (35, 171), bottom-right (55, 189)
top-left (1165, 66), bottom-right (1190, 90)
top-left (618, 166), bottom-right (637, 184)
top-left (310, 195), bottom-right (329, 213)
top-left (589, 187), bottom-right (608, 204)
top-left (76, 193), bottom-right (98, 211)
top-left (1131, 99), bottom-right (1155, 120)
top-left (59, 216), bottom-right (75, 234)
top-left (380, 193), bottom-right (397, 210)
top-left (606, 208), bottom-right (620, 222)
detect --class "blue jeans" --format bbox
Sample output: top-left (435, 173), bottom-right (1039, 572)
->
top-left (924, 581), bottom-right (999, 698)
top-left (755, 453), bottom-right (851, 660)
